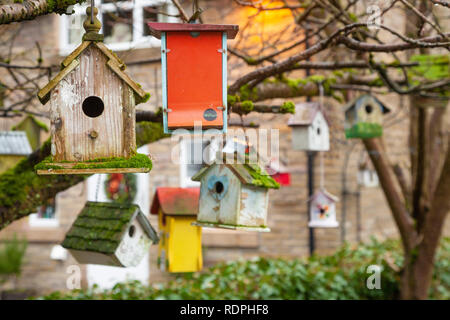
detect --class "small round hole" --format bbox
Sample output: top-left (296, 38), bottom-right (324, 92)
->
top-left (365, 105), bottom-right (373, 114)
top-left (215, 181), bottom-right (224, 194)
top-left (82, 96), bottom-right (104, 118)
top-left (316, 127), bottom-right (321, 135)
top-left (128, 225), bottom-right (136, 238)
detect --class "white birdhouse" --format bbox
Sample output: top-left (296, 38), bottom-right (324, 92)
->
top-left (358, 169), bottom-right (379, 187)
top-left (288, 102), bottom-right (330, 151)
top-left (308, 189), bottom-right (339, 228)
top-left (62, 201), bottom-right (159, 267)
top-left (191, 155), bottom-right (280, 232)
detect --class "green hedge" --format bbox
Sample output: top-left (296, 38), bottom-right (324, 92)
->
top-left (39, 237), bottom-right (450, 300)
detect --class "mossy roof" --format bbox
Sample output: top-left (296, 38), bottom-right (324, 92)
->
top-left (61, 201), bottom-right (158, 254)
top-left (191, 158), bottom-right (280, 189)
top-left (37, 41), bottom-right (148, 105)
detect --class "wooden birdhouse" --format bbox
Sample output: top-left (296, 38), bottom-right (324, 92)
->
top-left (147, 22), bottom-right (239, 133)
top-left (344, 94), bottom-right (390, 139)
top-left (35, 8), bottom-right (152, 175)
top-left (62, 201), bottom-right (159, 267)
top-left (191, 154), bottom-right (279, 232)
top-left (308, 189), bottom-right (339, 228)
top-left (288, 102), bottom-right (330, 151)
top-left (150, 187), bottom-right (202, 273)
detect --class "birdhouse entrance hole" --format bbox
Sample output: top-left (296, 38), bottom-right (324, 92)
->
top-left (215, 181), bottom-right (224, 194)
top-left (365, 105), bottom-right (373, 114)
top-left (317, 127), bottom-right (321, 135)
top-left (128, 225), bottom-right (136, 238)
top-left (82, 96), bottom-right (104, 118)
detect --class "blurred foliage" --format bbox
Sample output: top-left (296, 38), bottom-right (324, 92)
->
top-left (410, 54), bottom-right (449, 80)
top-left (38, 237), bottom-right (450, 300)
top-left (0, 234), bottom-right (27, 284)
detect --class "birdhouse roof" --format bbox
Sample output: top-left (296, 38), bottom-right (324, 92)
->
top-left (0, 131), bottom-right (32, 156)
top-left (288, 102), bottom-right (329, 126)
top-left (344, 94), bottom-right (391, 114)
top-left (147, 22), bottom-right (239, 39)
top-left (191, 160), bottom-right (280, 189)
top-left (310, 189), bottom-right (339, 203)
top-left (150, 187), bottom-right (200, 216)
top-left (37, 41), bottom-right (149, 105)
top-left (11, 115), bottom-right (49, 133)
top-left (62, 201), bottom-right (158, 254)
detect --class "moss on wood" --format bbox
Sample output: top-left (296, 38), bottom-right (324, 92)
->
top-left (244, 164), bottom-right (280, 189)
top-left (61, 202), bottom-right (139, 254)
top-left (345, 122), bottom-right (383, 139)
top-left (34, 153), bottom-right (153, 171)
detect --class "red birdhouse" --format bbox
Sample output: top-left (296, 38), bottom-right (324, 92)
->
top-left (147, 23), bottom-right (239, 133)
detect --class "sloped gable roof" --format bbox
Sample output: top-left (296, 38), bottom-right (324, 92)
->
top-left (62, 201), bottom-right (158, 254)
top-left (150, 187), bottom-right (200, 215)
top-left (344, 94), bottom-right (391, 114)
top-left (310, 188), bottom-right (339, 203)
top-left (288, 102), bottom-right (329, 126)
top-left (0, 131), bottom-right (32, 156)
top-left (191, 159), bottom-right (280, 189)
top-left (38, 41), bottom-right (148, 105)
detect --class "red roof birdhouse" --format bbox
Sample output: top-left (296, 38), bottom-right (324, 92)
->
top-left (147, 22), bottom-right (239, 133)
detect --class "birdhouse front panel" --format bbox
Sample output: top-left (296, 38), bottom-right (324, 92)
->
top-left (147, 23), bottom-right (239, 133)
top-left (166, 216), bottom-right (202, 273)
top-left (165, 31), bottom-right (223, 130)
top-left (197, 165), bottom-right (242, 226)
top-left (49, 45), bottom-right (131, 162)
top-left (308, 112), bottom-right (330, 151)
top-left (309, 191), bottom-right (339, 228)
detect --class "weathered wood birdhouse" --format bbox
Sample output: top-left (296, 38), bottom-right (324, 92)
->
top-left (344, 94), bottom-right (390, 139)
top-left (288, 102), bottom-right (330, 151)
top-left (191, 154), bottom-right (279, 232)
top-left (62, 201), bottom-right (159, 267)
top-left (35, 8), bottom-right (152, 175)
top-left (147, 22), bottom-right (239, 133)
top-left (308, 189), bottom-right (339, 228)
top-left (150, 187), bottom-right (202, 273)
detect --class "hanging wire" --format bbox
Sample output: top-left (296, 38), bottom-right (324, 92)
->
top-left (90, 0), bottom-right (94, 24)
top-left (318, 82), bottom-right (325, 190)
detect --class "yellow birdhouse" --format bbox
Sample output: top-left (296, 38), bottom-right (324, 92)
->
top-left (150, 187), bottom-right (202, 273)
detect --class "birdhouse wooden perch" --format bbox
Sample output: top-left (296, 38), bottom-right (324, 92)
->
top-left (147, 22), bottom-right (239, 133)
top-left (150, 187), bottom-right (202, 273)
top-left (62, 201), bottom-right (158, 267)
top-left (288, 102), bottom-right (330, 151)
top-left (35, 7), bottom-right (152, 175)
top-left (344, 94), bottom-right (390, 139)
top-left (191, 153), bottom-right (279, 232)
top-left (308, 189), bottom-right (339, 228)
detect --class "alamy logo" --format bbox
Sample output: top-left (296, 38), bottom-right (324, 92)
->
top-left (366, 265), bottom-right (382, 290)
top-left (66, 265), bottom-right (81, 290)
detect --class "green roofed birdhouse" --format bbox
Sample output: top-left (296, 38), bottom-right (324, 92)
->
top-left (344, 94), bottom-right (390, 139)
top-left (288, 102), bottom-right (330, 151)
top-left (35, 8), bottom-right (152, 175)
top-left (308, 189), bottom-right (339, 228)
top-left (191, 153), bottom-right (279, 232)
top-left (62, 201), bottom-right (159, 267)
